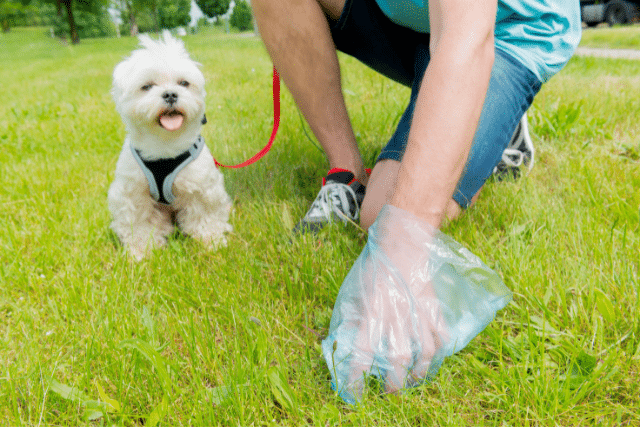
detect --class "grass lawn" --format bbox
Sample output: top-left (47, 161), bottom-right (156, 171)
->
top-left (0, 26), bottom-right (639, 426)
top-left (580, 23), bottom-right (640, 49)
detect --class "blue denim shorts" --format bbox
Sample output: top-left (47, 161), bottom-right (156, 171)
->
top-left (330, 0), bottom-right (542, 208)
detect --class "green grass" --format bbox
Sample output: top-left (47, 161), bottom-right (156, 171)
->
top-left (1, 26), bottom-right (639, 426)
top-left (580, 24), bottom-right (640, 49)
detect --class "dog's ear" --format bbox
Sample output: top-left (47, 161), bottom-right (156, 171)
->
top-left (201, 114), bottom-right (207, 125)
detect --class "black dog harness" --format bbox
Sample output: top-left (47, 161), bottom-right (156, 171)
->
top-left (130, 135), bottom-right (205, 205)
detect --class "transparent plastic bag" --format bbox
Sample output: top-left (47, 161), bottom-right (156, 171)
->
top-left (321, 204), bottom-right (512, 404)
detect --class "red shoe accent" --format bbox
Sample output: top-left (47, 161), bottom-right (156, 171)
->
top-left (323, 167), bottom-right (371, 186)
top-left (327, 167), bottom-right (352, 175)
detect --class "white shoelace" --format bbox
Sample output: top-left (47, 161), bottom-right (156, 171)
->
top-left (499, 148), bottom-right (525, 168)
top-left (306, 182), bottom-right (359, 223)
top-left (494, 114), bottom-right (534, 174)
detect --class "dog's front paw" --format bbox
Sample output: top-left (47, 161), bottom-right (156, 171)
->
top-left (197, 223), bottom-right (233, 249)
top-left (121, 232), bottom-right (169, 261)
top-left (127, 244), bottom-right (148, 261)
top-left (184, 221), bottom-right (233, 250)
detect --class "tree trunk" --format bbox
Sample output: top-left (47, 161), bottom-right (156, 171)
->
top-left (61, 0), bottom-right (80, 44)
top-left (153, 6), bottom-right (159, 33)
top-left (127, 1), bottom-right (138, 36)
top-left (150, 0), bottom-right (159, 33)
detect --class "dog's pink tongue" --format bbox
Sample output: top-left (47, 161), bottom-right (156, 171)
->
top-left (160, 113), bottom-right (184, 131)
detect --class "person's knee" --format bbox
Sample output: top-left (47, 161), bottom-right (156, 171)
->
top-left (446, 188), bottom-right (482, 222)
top-left (317, 0), bottom-right (346, 20)
top-left (360, 201), bottom-right (379, 231)
top-left (360, 160), bottom-right (400, 231)
top-left (360, 183), bottom-right (387, 232)
top-left (445, 200), bottom-right (463, 222)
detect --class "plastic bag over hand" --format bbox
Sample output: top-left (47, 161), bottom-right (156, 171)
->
top-left (321, 204), bottom-right (511, 404)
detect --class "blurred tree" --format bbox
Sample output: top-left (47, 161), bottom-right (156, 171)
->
top-left (0, 0), bottom-right (39, 31)
top-left (0, 0), bottom-right (22, 31)
top-left (229, 0), bottom-right (250, 31)
top-left (22, 0), bottom-right (108, 43)
top-left (1, 0), bottom-right (110, 37)
top-left (114, 0), bottom-right (190, 35)
top-left (195, 0), bottom-right (228, 20)
top-left (51, 1), bottom-right (114, 38)
top-left (55, 0), bottom-right (86, 43)
top-left (157, 0), bottom-right (189, 29)
top-left (112, 0), bottom-right (146, 35)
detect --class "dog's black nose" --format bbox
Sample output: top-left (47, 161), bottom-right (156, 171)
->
top-left (162, 91), bottom-right (178, 105)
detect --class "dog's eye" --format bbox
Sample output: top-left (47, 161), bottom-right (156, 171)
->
top-left (141, 83), bottom-right (154, 91)
top-left (178, 80), bottom-right (190, 87)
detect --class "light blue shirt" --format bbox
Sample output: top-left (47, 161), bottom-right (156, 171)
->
top-left (375, 0), bottom-right (582, 83)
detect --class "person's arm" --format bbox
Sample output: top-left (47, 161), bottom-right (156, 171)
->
top-left (390, 0), bottom-right (497, 229)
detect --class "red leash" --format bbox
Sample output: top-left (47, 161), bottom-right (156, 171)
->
top-left (214, 67), bottom-right (280, 169)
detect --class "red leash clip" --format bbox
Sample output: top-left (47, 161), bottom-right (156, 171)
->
top-left (214, 67), bottom-right (281, 169)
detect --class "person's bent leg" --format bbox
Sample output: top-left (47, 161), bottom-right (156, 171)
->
top-left (252, 0), bottom-right (368, 183)
top-left (451, 50), bottom-right (542, 209)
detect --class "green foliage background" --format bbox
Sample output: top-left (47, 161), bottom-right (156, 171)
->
top-left (51, 7), bottom-right (116, 38)
top-left (230, 0), bottom-right (252, 31)
top-left (1, 0), bottom-right (57, 30)
top-left (157, 0), bottom-right (190, 30)
top-left (195, 0), bottom-right (229, 18)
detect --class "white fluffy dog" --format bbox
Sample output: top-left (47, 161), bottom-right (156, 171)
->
top-left (109, 32), bottom-right (232, 260)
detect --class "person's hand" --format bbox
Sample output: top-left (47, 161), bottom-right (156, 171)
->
top-left (322, 205), bottom-right (512, 404)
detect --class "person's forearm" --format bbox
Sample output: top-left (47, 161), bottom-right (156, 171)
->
top-left (390, 32), bottom-right (494, 229)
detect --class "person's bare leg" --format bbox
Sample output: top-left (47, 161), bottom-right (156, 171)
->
top-left (252, 0), bottom-right (368, 184)
top-left (360, 159), bottom-right (480, 230)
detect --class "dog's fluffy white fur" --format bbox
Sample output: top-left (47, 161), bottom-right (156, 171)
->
top-left (109, 32), bottom-right (232, 260)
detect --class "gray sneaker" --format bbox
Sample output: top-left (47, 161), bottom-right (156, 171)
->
top-left (493, 112), bottom-right (535, 180)
top-left (293, 168), bottom-right (366, 234)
